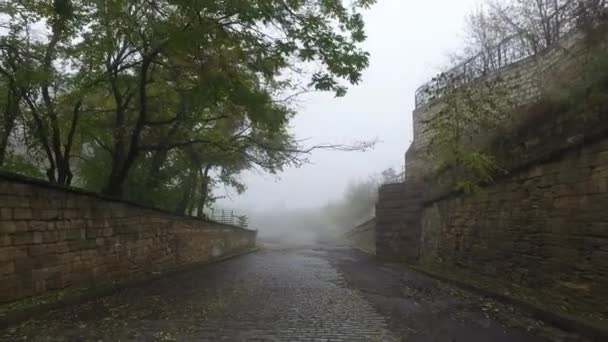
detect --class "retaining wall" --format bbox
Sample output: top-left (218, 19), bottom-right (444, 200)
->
top-left (0, 172), bottom-right (257, 304)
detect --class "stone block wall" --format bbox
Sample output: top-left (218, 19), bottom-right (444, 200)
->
top-left (374, 27), bottom-right (608, 328)
top-left (419, 135), bottom-right (608, 322)
top-left (343, 218), bottom-right (376, 255)
top-left (407, 102), bottom-right (608, 326)
top-left (375, 181), bottom-right (424, 262)
top-left (407, 30), bottom-right (592, 182)
top-left (0, 173), bottom-right (257, 304)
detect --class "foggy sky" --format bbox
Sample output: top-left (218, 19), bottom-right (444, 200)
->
top-left (218, 0), bottom-right (482, 212)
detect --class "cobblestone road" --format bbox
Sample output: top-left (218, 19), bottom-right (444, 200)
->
top-left (0, 245), bottom-right (583, 341)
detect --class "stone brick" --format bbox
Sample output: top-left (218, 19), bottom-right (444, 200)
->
top-left (0, 234), bottom-right (11, 247)
top-left (14, 221), bottom-right (29, 233)
top-left (54, 242), bottom-right (70, 254)
top-left (0, 221), bottom-right (17, 234)
top-left (39, 231), bottom-right (59, 243)
top-left (61, 209), bottom-right (79, 219)
top-left (0, 261), bottom-right (15, 275)
top-left (13, 256), bottom-right (34, 271)
top-left (0, 274), bottom-right (20, 292)
top-left (32, 265), bottom-right (62, 281)
top-left (68, 239), bottom-right (100, 251)
top-left (0, 195), bottom-right (29, 208)
top-left (62, 229), bottom-right (82, 241)
top-left (0, 208), bottom-right (12, 220)
top-left (41, 209), bottom-right (60, 220)
top-left (30, 197), bottom-right (50, 209)
top-left (70, 219), bottom-right (87, 230)
top-left (0, 246), bottom-right (27, 262)
top-left (33, 232), bottom-right (43, 244)
top-left (12, 233), bottom-right (34, 246)
top-left (13, 208), bottom-right (32, 220)
top-left (28, 244), bottom-right (54, 257)
top-left (29, 221), bottom-right (49, 232)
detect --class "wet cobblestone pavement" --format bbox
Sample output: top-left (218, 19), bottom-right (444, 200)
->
top-left (0, 245), bottom-right (585, 341)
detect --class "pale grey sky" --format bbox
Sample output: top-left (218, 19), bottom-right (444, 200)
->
top-left (218, 0), bottom-right (481, 211)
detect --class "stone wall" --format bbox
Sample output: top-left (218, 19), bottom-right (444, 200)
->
top-left (419, 134), bottom-right (608, 323)
top-left (0, 172), bottom-right (257, 304)
top-left (343, 218), bottom-right (376, 255)
top-left (406, 29), bottom-right (591, 181)
top-left (374, 27), bottom-right (608, 330)
top-left (375, 181), bottom-right (424, 262)
top-left (409, 90), bottom-right (608, 328)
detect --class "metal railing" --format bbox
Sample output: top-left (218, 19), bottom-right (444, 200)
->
top-left (206, 208), bottom-right (249, 228)
top-left (414, 1), bottom-right (607, 108)
top-left (415, 34), bottom-right (532, 107)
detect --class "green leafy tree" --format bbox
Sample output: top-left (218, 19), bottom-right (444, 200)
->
top-left (74, 0), bottom-right (376, 196)
top-left (422, 74), bottom-right (510, 193)
top-left (0, 0), bottom-right (377, 214)
top-left (0, 0), bottom-right (95, 184)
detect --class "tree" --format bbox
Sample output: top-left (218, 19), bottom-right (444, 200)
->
top-left (461, 0), bottom-right (606, 65)
top-left (74, 0), bottom-right (376, 197)
top-left (0, 0), bottom-right (377, 206)
top-left (0, 37), bottom-right (24, 167)
top-left (0, 0), bottom-right (95, 185)
top-left (380, 167), bottom-right (403, 183)
top-left (422, 74), bottom-right (510, 193)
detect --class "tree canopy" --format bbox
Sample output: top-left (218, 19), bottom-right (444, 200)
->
top-left (0, 0), bottom-right (376, 214)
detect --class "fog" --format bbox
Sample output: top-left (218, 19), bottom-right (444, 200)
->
top-left (216, 0), bottom-right (483, 241)
top-left (248, 169), bottom-right (400, 244)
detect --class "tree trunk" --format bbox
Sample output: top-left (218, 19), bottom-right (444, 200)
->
top-left (186, 185), bottom-right (196, 217)
top-left (0, 132), bottom-right (9, 166)
top-left (56, 100), bottom-right (82, 186)
top-left (23, 95), bottom-right (57, 183)
top-left (0, 89), bottom-right (19, 166)
top-left (102, 76), bottom-right (128, 196)
top-left (103, 57), bottom-right (153, 197)
top-left (144, 94), bottom-right (189, 191)
top-left (197, 164), bottom-right (212, 218)
top-left (102, 173), bottom-right (124, 197)
top-left (40, 16), bottom-right (74, 186)
top-left (176, 168), bottom-right (197, 215)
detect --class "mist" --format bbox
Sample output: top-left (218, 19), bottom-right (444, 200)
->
top-left (216, 0), bottom-right (481, 207)
top-left (213, 0), bottom-right (484, 242)
top-left (247, 168), bottom-right (399, 244)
